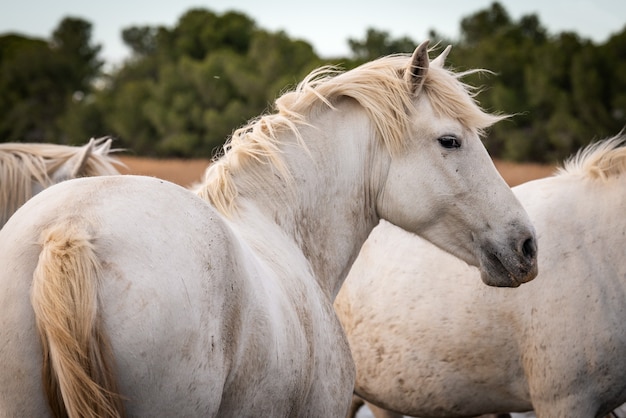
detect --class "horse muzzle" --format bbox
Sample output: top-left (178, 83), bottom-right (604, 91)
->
top-left (477, 233), bottom-right (538, 287)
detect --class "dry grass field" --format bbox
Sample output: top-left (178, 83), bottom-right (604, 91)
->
top-left (117, 155), bottom-right (557, 188)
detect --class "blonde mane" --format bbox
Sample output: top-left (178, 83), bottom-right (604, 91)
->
top-left (198, 51), bottom-right (505, 216)
top-left (0, 137), bottom-right (122, 226)
top-left (557, 133), bottom-right (626, 181)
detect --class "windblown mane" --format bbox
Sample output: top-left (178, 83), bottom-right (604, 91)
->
top-left (557, 133), bottom-right (626, 181)
top-left (0, 137), bottom-right (121, 226)
top-left (198, 51), bottom-right (505, 216)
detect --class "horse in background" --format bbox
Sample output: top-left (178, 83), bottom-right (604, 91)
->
top-left (0, 41), bottom-right (537, 417)
top-left (336, 134), bottom-right (626, 418)
top-left (0, 137), bottom-right (122, 227)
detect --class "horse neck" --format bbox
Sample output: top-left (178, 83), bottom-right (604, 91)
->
top-left (233, 103), bottom-right (385, 299)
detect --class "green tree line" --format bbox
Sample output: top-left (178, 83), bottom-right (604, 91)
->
top-left (1, 2), bottom-right (625, 162)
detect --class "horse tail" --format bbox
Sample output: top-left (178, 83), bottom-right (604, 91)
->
top-left (31, 221), bottom-right (125, 418)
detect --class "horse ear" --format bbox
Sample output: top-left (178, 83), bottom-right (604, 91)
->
top-left (405, 40), bottom-right (430, 95)
top-left (431, 45), bottom-right (452, 68)
top-left (70, 138), bottom-right (96, 177)
top-left (94, 136), bottom-right (113, 156)
top-left (51, 138), bottom-right (95, 182)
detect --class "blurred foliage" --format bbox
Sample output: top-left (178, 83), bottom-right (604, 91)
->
top-left (1, 2), bottom-right (625, 162)
top-left (0, 17), bottom-right (102, 143)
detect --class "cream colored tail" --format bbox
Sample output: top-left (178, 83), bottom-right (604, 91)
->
top-left (31, 222), bottom-right (125, 418)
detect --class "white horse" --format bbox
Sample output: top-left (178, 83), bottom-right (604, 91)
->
top-left (0, 137), bottom-right (121, 227)
top-left (336, 135), bottom-right (626, 418)
top-left (0, 41), bottom-right (538, 417)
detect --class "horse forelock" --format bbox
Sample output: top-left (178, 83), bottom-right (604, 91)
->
top-left (199, 53), bottom-right (503, 217)
top-left (558, 133), bottom-right (626, 181)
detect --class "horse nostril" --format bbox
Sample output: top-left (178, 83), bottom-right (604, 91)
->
top-left (521, 237), bottom-right (537, 260)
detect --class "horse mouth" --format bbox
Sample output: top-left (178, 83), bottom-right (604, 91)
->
top-left (479, 248), bottom-right (538, 288)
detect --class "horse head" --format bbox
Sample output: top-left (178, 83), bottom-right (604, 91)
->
top-left (376, 41), bottom-right (537, 287)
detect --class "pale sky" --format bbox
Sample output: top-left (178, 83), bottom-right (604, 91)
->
top-left (1, 0), bottom-right (624, 65)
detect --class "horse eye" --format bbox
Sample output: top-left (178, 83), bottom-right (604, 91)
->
top-left (438, 135), bottom-right (461, 149)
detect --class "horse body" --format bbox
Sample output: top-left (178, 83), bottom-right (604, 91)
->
top-left (336, 137), bottom-right (626, 418)
top-left (0, 42), bottom-right (537, 417)
top-left (2, 175), bottom-right (352, 416)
